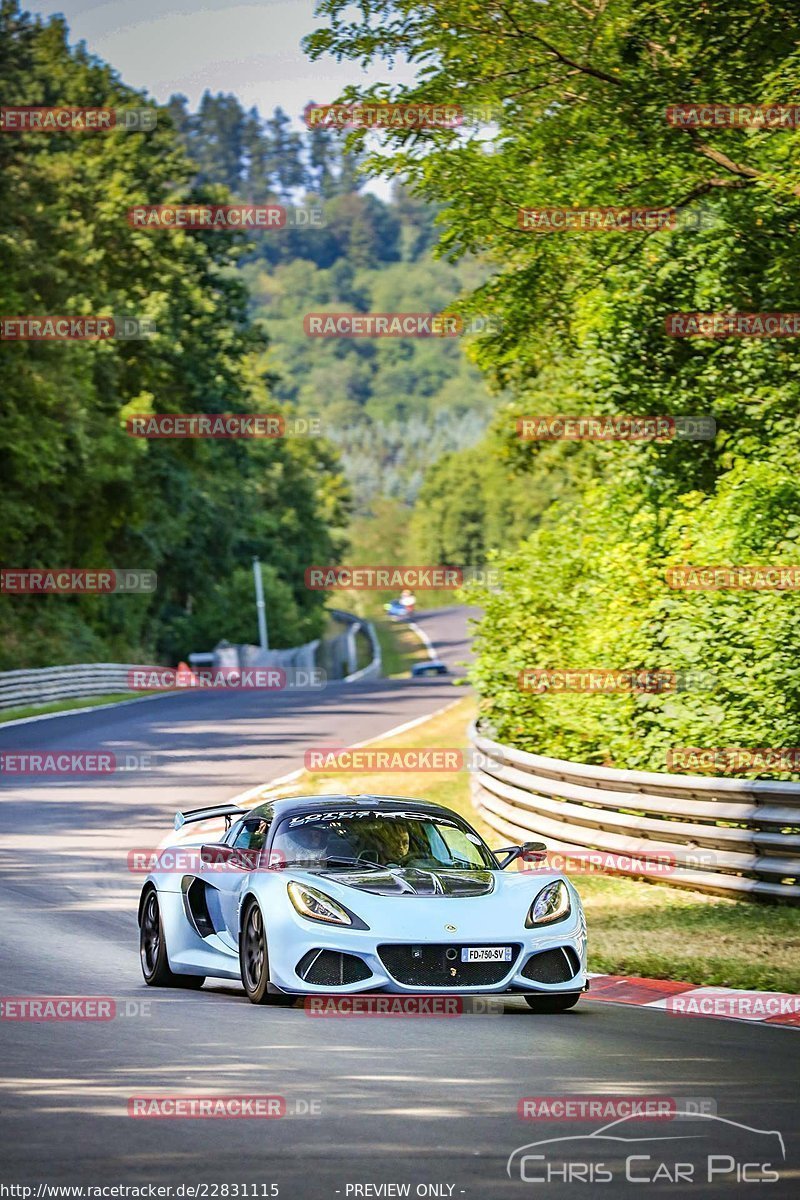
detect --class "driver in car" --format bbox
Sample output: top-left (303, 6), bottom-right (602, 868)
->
top-left (276, 823), bottom-right (330, 869)
top-left (382, 825), bottom-right (411, 867)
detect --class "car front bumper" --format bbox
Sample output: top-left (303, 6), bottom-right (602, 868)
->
top-left (265, 903), bottom-right (588, 996)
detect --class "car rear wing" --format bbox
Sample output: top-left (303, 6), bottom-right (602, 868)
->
top-left (174, 804), bottom-right (246, 831)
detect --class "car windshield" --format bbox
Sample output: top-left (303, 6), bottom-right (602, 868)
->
top-left (272, 810), bottom-right (497, 871)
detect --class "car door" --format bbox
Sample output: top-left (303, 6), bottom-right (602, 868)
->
top-left (211, 814), bottom-right (273, 943)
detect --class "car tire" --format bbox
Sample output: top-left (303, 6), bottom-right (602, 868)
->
top-left (524, 992), bottom-right (581, 1013)
top-left (239, 899), bottom-right (295, 1006)
top-left (139, 887), bottom-right (205, 989)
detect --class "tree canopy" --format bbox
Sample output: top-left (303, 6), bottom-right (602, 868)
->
top-left (0, 0), bottom-right (348, 667)
top-left (306, 0), bottom-right (800, 773)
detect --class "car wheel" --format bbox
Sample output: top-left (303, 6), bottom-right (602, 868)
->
top-left (139, 887), bottom-right (205, 989)
top-left (239, 900), bottom-right (295, 1006)
top-left (524, 992), bottom-right (581, 1013)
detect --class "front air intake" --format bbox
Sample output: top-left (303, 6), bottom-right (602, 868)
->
top-left (521, 947), bottom-right (580, 984)
top-left (378, 943), bottom-right (521, 987)
top-left (296, 949), bottom-right (372, 986)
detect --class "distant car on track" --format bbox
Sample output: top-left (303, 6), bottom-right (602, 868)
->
top-left (384, 599), bottom-right (412, 619)
top-left (138, 794), bottom-right (587, 1009)
top-left (411, 659), bottom-right (449, 677)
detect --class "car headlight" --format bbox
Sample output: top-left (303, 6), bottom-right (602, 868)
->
top-left (288, 881), bottom-right (352, 926)
top-left (526, 880), bottom-right (571, 927)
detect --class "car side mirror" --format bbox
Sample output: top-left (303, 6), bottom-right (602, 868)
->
top-left (495, 841), bottom-right (548, 869)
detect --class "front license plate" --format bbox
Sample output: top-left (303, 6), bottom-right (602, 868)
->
top-left (461, 946), bottom-right (513, 963)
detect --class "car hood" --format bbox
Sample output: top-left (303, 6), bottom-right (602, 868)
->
top-left (308, 867), bottom-right (496, 897)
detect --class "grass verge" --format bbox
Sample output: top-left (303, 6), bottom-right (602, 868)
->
top-left (372, 617), bottom-right (430, 678)
top-left (580, 875), bottom-right (800, 992)
top-left (0, 692), bottom-right (152, 724)
top-left (271, 694), bottom-right (800, 992)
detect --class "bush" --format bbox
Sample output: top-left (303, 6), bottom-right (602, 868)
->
top-left (468, 457), bottom-right (800, 775)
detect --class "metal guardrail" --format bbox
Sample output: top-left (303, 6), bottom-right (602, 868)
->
top-left (344, 619), bottom-right (381, 682)
top-left (328, 609), bottom-right (381, 682)
top-left (0, 663), bottom-right (139, 712)
top-left (469, 723), bottom-right (800, 903)
top-left (0, 612), bottom-right (383, 713)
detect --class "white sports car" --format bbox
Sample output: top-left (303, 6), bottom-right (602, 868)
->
top-left (138, 794), bottom-right (588, 1010)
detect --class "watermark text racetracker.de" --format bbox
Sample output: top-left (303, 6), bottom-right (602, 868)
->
top-left (518, 207), bottom-right (677, 233)
top-left (666, 312), bottom-right (800, 338)
top-left (1, 317), bottom-right (155, 340)
top-left (1, 751), bottom-right (155, 775)
top-left (666, 564), bottom-right (800, 590)
top-left (304, 995), bottom-right (505, 1017)
top-left (0, 106), bottom-right (156, 131)
top-left (1, 569), bottom-right (156, 594)
top-left (304, 102), bottom-right (463, 129)
top-left (518, 668), bottom-right (716, 694)
top-left (518, 1096), bottom-right (717, 1121)
top-left (303, 313), bottom-right (500, 338)
top-left (304, 747), bottom-right (488, 772)
top-left (127, 204), bottom-right (324, 230)
top-left (667, 747), bottom-right (800, 774)
top-left (667, 992), bottom-right (800, 1020)
top-left (127, 1095), bottom-right (320, 1118)
top-left (304, 99), bottom-right (504, 129)
top-left (516, 415), bottom-right (715, 442)
top-left (304, 565), bottom-right (500, 590)
top-left (517, 205), bottom-right (719, 234)
top-left (667, 103), bottom-right (800, 127)
top-left (127, 847), bottom-right (287, 874)
top-left (0, 996), bottom-right (151, 1020)
top-left (517, 847), bottom-right (717, 876)
top-left (126, 414), bottom-right (321, 439)
top-left (126, 666), bottom-right (325, 691)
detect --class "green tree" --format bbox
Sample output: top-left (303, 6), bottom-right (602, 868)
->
top-left (192, 91), bottom-right (247, 192)
top-left (305, 0), bottom-right (800, 773)
top-left (0, 0), bottom-right (348, 667)
top-left (264, 106), bottom-right (306, 197)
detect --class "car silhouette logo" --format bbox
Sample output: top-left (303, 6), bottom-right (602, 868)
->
top-left (445, 924), bottom-right (457, 932)
top-left (506, 1112), bottom-right (786, 1181)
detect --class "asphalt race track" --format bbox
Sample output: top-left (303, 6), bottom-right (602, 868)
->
top-left (1, 607), bottom-right (798, 1199)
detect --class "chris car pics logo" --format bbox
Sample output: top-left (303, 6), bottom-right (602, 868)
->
top-left (506, 1112), bottom-right (785, 1185)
